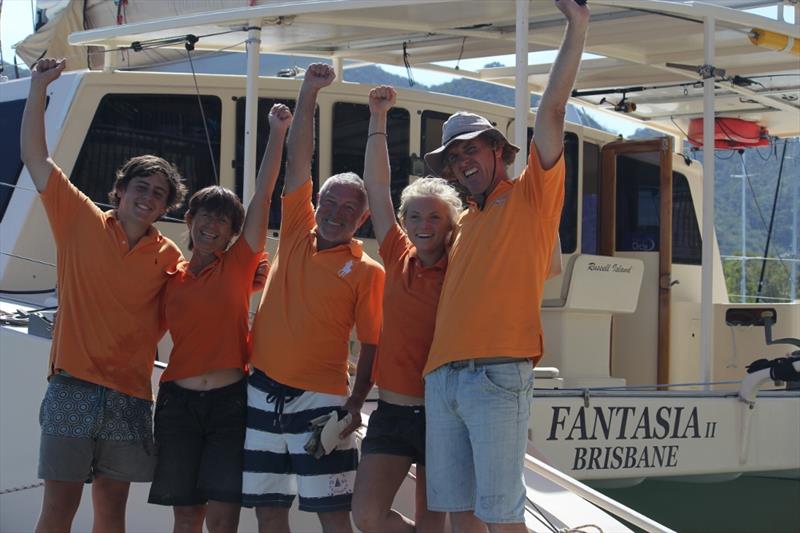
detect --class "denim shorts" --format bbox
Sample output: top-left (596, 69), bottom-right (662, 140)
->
top-left (38, 372), bottom-right (156, 483)
top-left (361, 400), bottom-right (426, 466)
top-left (424, 359), bottom-right (533, 524)
top-left (148, 379), bottom-right (247, 506)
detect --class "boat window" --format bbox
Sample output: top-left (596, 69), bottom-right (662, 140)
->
top-left (581, 141), bottom-right (601, 254)
top-left (525, 127), bottom-right (579, 253)
top-left (672, 174), bottom-right (701, 265)
top-left (332, 102), bottom-right (410, 238)
top-left (421, 110), bottom-right (450, 176)
top-left (72, 94), bottom-right (221, 218)
top-left (234, 98), bottom-right (318, 230)
top-left (0, 99), bottom-right (26, 222)
top-left (615, 156), bottom-right (701, 264)
top-left (561, 132), bottom-right (579, 254)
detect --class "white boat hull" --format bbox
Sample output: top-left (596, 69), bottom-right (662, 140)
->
top-left (1, 310), bottom-right (641, 533)
top-left (531, 391), bottom-right (800, 487)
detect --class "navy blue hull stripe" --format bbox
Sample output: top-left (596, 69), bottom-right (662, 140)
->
top-left (243, 449), bottom-right (358, 476)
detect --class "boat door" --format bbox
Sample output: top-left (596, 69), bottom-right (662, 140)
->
top-left (599, 138), bottom-right (677, 386)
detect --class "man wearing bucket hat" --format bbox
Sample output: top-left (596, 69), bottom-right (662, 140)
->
top-left (422, 1), bottom-right (590, 531)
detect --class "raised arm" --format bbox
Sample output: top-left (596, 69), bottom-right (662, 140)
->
top-left (243, 104), bottom-right (293, 251)
top-left (533, 0), bottom-right (589, 169)
top-left (20, 58), bottom-right (66, 192)
top-left (283, 63), bottom-right (335, 195)
top-left (363, 86), bottom-right (398, 244)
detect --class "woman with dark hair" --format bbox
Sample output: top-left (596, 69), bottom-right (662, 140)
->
top-left (148, 104), bottom-right (293, 533)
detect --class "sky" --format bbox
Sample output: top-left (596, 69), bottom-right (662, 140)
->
top-left (1, 0), bottom-right (35, 67)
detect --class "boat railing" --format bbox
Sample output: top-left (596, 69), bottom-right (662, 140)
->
top-left (523, 446), bottom-right (676, 533)
top-left (721, 255), bottom-right (799, 303)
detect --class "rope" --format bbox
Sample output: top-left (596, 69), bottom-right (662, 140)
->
top-left (0, 481), bottom-right (45, 495)
top-left (185, 45), bottom-right (220, 184)
top-left (558, 525), bottom-right (603, 533)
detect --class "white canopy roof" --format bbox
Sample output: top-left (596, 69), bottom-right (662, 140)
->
top-left (15, 0), bottom-right (798, 138)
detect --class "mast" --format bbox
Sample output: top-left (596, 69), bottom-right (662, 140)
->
top-left (701, 15), bottom-right (715, 389)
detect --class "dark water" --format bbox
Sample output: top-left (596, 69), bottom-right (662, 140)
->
top-left (597, 477), bottom-right (800, 533)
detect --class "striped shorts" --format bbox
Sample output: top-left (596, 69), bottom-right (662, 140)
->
top-left (242, 370), bottom-right (358, 512)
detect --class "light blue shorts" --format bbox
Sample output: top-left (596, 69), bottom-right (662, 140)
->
top-left (424, 358), bottom-right (533, 524)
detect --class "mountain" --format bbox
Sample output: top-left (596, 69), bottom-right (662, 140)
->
top-left (1, 61), bottom-right (30, 79)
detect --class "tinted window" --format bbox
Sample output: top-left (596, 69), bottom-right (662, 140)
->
top-left (671, 175), bottom-right (701, 264)
top-left (561, 132), bottom-right (579, 254)
top-left (523, 127), bottom-right (578, 254)
top-left (0, 99), bottom-right (27, 221)
top-left (332, 102), bottom-right (410, 238)
top-left (615, 156), bottom-right (701, 264)
top-left (581, 141), bottom-right (601, 254)
top-left (72, 94), bottom-right (221, 218)
top-left (421, 110), bottom-right (450, 176)
top-left (234, 98), bottom-right (319, 230)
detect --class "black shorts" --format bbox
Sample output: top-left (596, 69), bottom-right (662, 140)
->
top-left (361, 400), bottom-right (426, 466)
top-left (148, 379), bottom-right (247, 506)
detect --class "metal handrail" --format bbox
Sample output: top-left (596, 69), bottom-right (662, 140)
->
top-left (524, 446), bottom-right (676, 533)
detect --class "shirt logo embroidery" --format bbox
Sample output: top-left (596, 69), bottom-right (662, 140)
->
top-left (338, 260), bottom-right (354, 277)
top-left (493, 195), bottom-right (509, 206)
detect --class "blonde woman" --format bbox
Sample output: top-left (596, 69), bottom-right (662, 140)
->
top-left (352, 86), bottom-right (462, 533)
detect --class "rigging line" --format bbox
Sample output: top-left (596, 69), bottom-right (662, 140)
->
top-left (669, 116), bottom-right (693, 143)
top-left (185, 46), bottom-right (219, 184)
top-left (402, 41), bottom-right (415, 87)
top-left (0, 251), bottom-right (55, 268)
top-left (0, 182), bottom-right (186, 224)
top-left (0, 289), bottom-right (55, 298)
top-left (526, 496), bottom-right (559, 533)
top-left (619, 6), bottom-right (702, 26)
top-left (756, 138), bottom-right (791, 301)
top-left (455, 36), bottom-right (466, 71)
top-left (0, 181), bottom-right (280, 241)
top-left (128, 28), bottom-right (248, 53)
top-left (741, 153), bottom-right (792, 282)
top-left (116, 39), bottom-right (248, 72)
top-left (90, 28), bottom-right (247, 56)
top-left (715, 119), bottom-right (765, 142)
top-left (715, 150), bottom-right (737, 160)
top-left (749, 137), bottom-right (777, 162)
top-left (0, 182), bottom-right (280, 241)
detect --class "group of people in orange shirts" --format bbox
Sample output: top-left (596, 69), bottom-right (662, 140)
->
top-left (21, 2), bottom-right (588, 532)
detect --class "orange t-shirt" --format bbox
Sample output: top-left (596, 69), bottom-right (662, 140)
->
top-left (250, 180), bottom-right (385, 396)
top-left (374, 224), bottom-right (446, 397)
top-left (40, 166), bottom-right (182, 399)
top-left (160, 236), bottom-right (265, 383)
top-left (424, 148), bottom-right (565, 375)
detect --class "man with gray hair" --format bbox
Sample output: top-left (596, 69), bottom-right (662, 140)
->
top-left (243, 63), bottom-right (385, 532)
top-left (422, 1), bottom-right (590, 531)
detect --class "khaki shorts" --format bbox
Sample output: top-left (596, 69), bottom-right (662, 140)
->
top-left (38, 373), bottom-right (156, 483)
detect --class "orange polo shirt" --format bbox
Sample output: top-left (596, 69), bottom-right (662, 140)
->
top-left (40, 166), bottom-right (182, 399)
top-left (424, 148), bottom-right (565, 375)
top-left (375, 224), bottom-right (446, 397)
top-left (250, 180), bottom-right (385, 396)
top-left (160, 236), bottom-right (265, 383)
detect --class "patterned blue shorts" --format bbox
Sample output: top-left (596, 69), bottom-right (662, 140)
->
top-left (39, 372), bottom-right (153, 441)
top-left (38, 372), bottom-right (156, 482)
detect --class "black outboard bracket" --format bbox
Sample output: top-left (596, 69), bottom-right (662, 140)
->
top-left (725, 307), bottom-right (800, 349)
